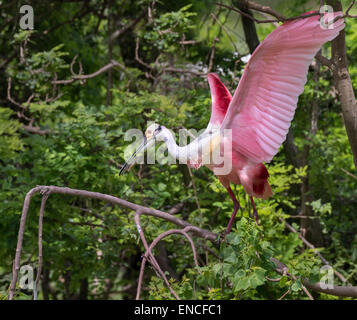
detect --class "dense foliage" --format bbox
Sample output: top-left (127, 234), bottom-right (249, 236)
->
top-left (0, 0), bottom-right (356, 300)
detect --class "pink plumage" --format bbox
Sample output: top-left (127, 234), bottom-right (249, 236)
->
top-left (204, 12), bottom-right (345, 231)
top-left (123, 11), bottom-right (346, 234)
top-left (207, 73), bottom-right (232, 125)
top-left (220, 11), bottom-right (345, 163)
top-left (206, 73), bottom-right (273, 200)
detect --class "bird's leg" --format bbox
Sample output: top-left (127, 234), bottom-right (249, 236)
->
top-left (249, 196), bottom-right (260, 225)
top-left (225, 187), bottom-right (240, 235)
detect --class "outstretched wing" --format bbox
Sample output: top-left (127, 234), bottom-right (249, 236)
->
top-left (221, 11), bottom-right (345, 163)
top-left (207, 73), bottom-right (232, 126)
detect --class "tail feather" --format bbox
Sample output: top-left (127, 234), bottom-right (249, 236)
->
top-left (252, 164), bottom-right (273, 199)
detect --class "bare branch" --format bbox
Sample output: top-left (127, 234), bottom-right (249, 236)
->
top-left (271, 258), bottom-right (313, 300)
top-left (211, 13), bottom-right (239, 54)
top-left (7, 78), bottom-right (24, 109)
top-left (109, 12), bottom-right (145, 42)
top-left (135, 212), bottom-right (181, 300)
top-left (215, 2), bottom-right (320, 24)
top-left (163, 66), bottom-right (205, 76)
top-left (7, 78), bottom-right (51, 135)
top-left (178, 40), bottom-right (201, 45)
top-left (278, 289), bottom-right (291, 300)
top-left (242, 0), bottom-right (286, 20)
top-left (33, 191), bottom-right (50, 300)
top-left (315, 51), bottom-right (332, 68)
top-left (136, 223), bottom-right (201, 300)
top-left (52, 59), bottom-right (127, 85)
top-left (9, 185), bottom-right (217, 300)
top-left (135, 37), bottom-right (153, 70)
top-left (345, 0), bottom-right (357, 18)
top-left (8, 185), bottom-right (357, 300)
top-left (341, 168), bottom-right (357, 180)
top-left (257, 11), bottom-right (279, 27)
top-left (207, 37), bottom-right (219, 74)
top-left (215, 2), bottom-right (281, 24)
top-left (303, 279), bottom-right (357, 297)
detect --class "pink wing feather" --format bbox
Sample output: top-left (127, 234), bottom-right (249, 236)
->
top-left (221, 11), bottom-right (345, 163)
top-left (207, 73), bottom-right (232, 125)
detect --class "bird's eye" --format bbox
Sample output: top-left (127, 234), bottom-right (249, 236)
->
top-left (156, 125), bottom-right (162, 132)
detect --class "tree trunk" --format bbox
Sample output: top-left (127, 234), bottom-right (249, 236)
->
top-left (41, 267), bottom-right (50, 300)
top-left (299, 58), bottom-right (324, 247)
top-left (235, 0), bottom-right (260, 53)
top-left (327, 0), bottom-right (357, 169)
top-left (79, 278), bottom-right (88, 300)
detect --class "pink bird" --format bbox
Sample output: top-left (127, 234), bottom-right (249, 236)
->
top-left (120, 12), bottom-right (345, 234)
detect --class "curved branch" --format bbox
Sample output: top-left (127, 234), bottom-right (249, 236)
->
top-left (215, 2), bottom-right (319, 24)
top-left (109, 12), bottom-right (145, 42)
top-left (135, 212), bottom-right (181, 300)
top-left (241, 0), bottom-right (286, 20)
top-left (33, 191), bottom-right (50, 300)
top-left (8, 185), bottom-right (217, 300)
top-left (8, 185), bottom-right (357, 300)
top-left (303, 280), bottom-right (357, 297)
top-left (216, 1), bottom-right (356, 24)
top-left (52, 59), bottom-right (127, 85)
top-left (135, 225), bottom-right (200, 300)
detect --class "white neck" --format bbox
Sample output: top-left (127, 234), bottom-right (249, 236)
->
top-left (161, 128), bottom-right (187, 162)
top-left (160, 127), bottom-right (219, 165)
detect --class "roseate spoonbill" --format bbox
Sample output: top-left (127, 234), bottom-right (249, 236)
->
top-left (120, 12), bottom-right (345, 234)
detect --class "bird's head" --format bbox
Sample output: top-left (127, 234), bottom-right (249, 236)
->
top-left (120, 123), bottom-right (165, 175)
top-left (145, 123), bottom-right (163, 140)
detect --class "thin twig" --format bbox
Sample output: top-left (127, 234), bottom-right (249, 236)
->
top-left (33, 191), bottom-right (50, 300)
top-left (135, 38), bottom-right (152, 70)
top-left (211, 13), bottom-right (239, 53)
top-left (109, 12), bottom-right (144, 42)
top-left (271, 258), bottom-right (313, 300)
top-left (341, 168), bottom-right (357, 180)
top-left (207, 37), bottom-right (218, 73)
top-left (215, 1), bottom-right (356, 25)
top-left (315, 51), bottom-right (332, 68)
top-left (278, 289), bottom-right (291, 300)
top-left (242, 0), bottom-right (286, 20)
top-left (345, 0), bottom-right (357, 18)
top-left (135, 212), bottom-right (181, 300)
top-left (52, 59), bottom-right (127, 85)
top-left (136, 224), bottom-right (201, 300)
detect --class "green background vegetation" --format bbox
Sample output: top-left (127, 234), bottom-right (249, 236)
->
top-left (0, 0), bottom-right (356, 300)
